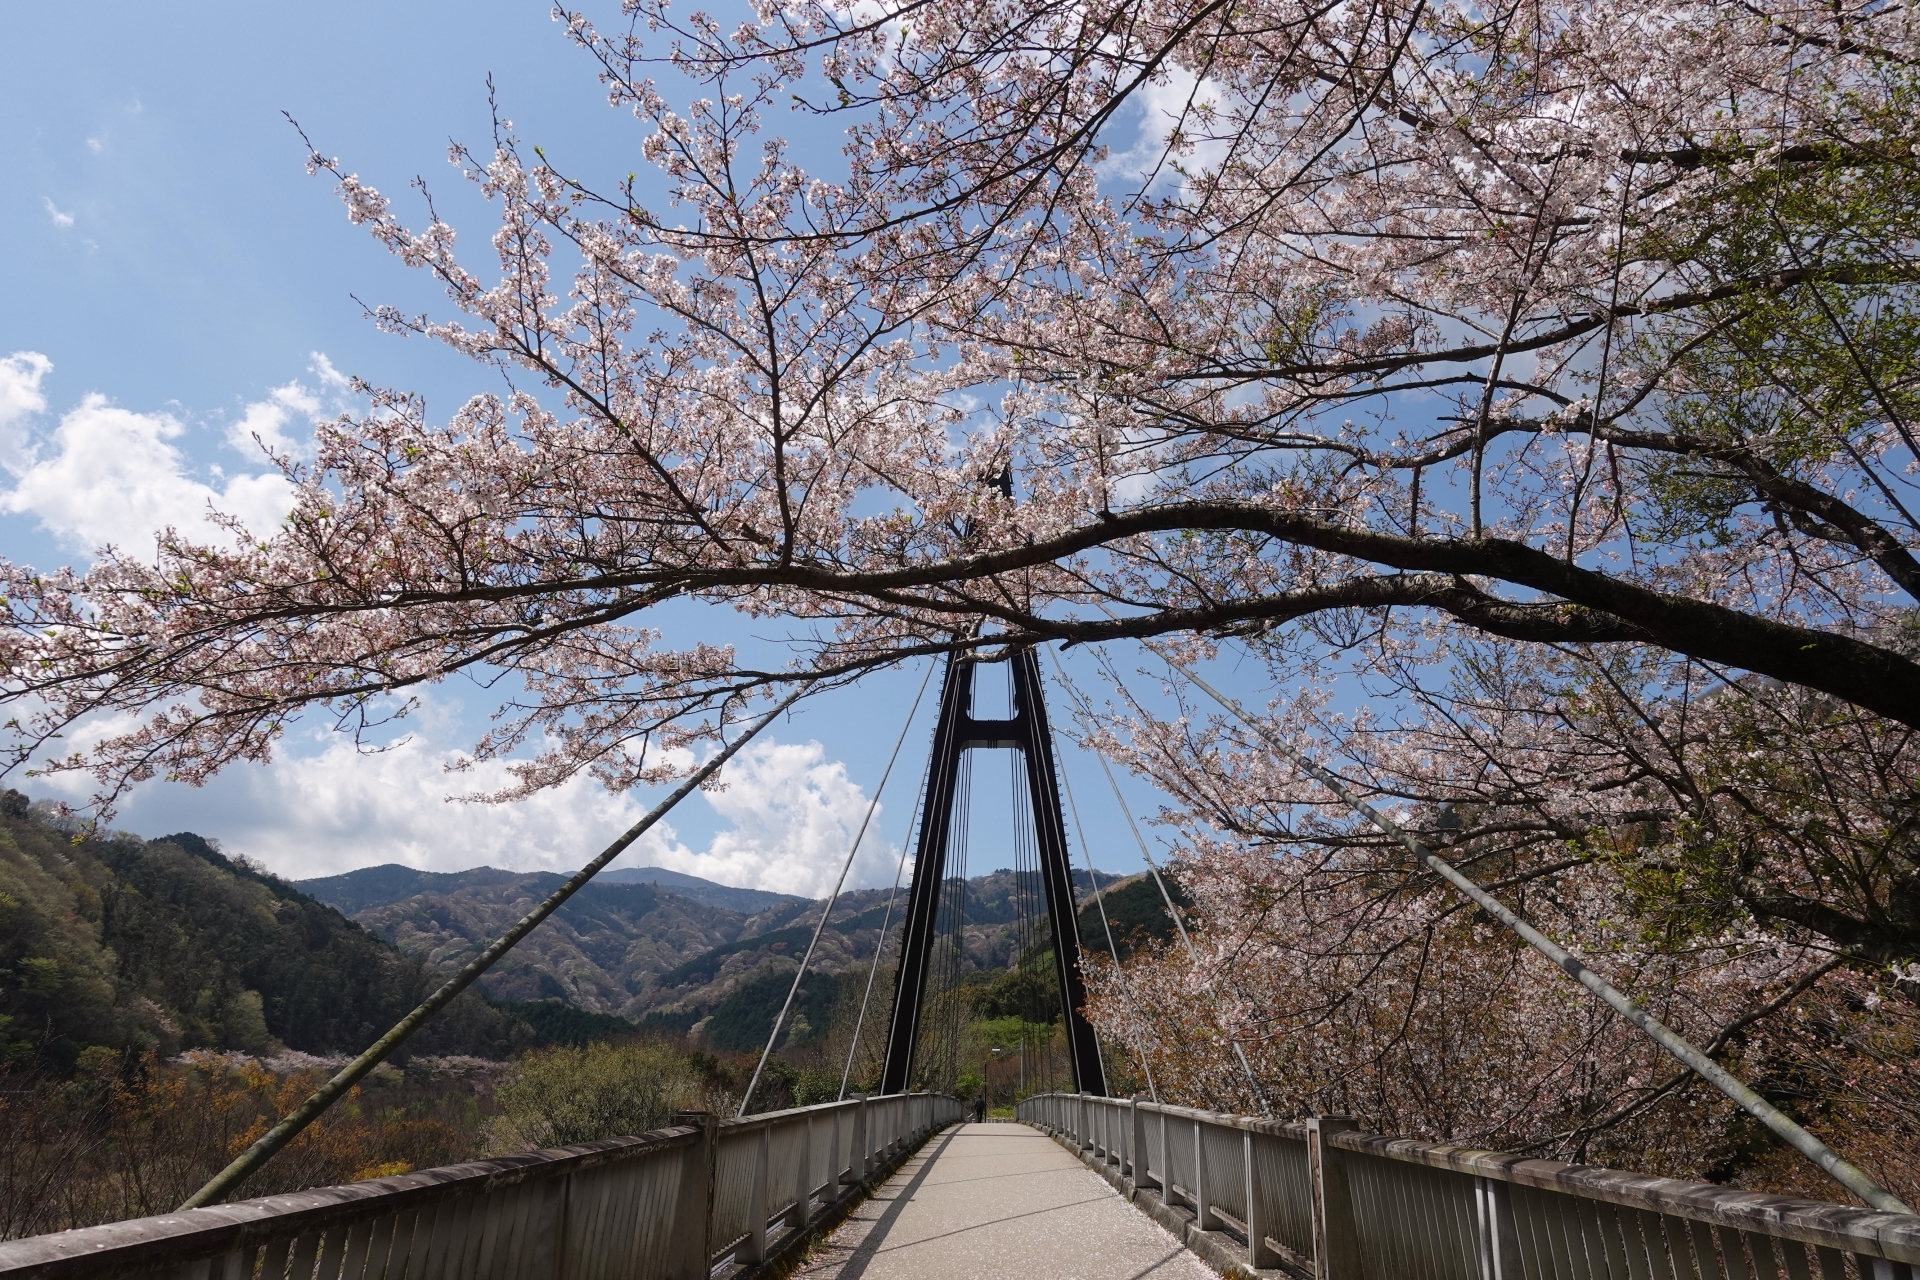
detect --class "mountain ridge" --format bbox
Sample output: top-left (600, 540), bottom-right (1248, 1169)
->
top-left (298, 863), bottom-right (807, 918)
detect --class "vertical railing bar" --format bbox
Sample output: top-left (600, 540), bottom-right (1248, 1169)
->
top-left (1372, 1157), bottom-right (1417, 1280)
top-left (501, 1181), bottom-right (542, 1280)
top-left (1393, 1161), bottom-right (1433, 1279)
top-left (1436, 1166), bottom-right (1476, 1280)
top-left (578, 1166), bottom-right (620, 1280)
top-left (1663, 1213), bottom-right (1707, 1280)
top-left (1689, 1218), bottom-right (1730, 1280)
top-left (1745, 1232), bottom-right (1783, 1280)
top-left (1605, 1205), bottom-right (1651, 1280)
top-left (1418, 1165), bottom-right (1464, 1279)
top-left (1343, 1151), bottom-right (1385, 1279)
top-left (439, 1194), bottom-right (482, 1280)
top-left (291, 1231), bottom-right (324, 1280)
top-left (1507, 1185), bottom-right (1553, 1280)
top-left (404, 1198), bottom-right (450, 1280)
top-left (335, 1217), bottom-right (375, 1280)
top-left (1565, 1194), bottom-right (1607, 1280)
top-left (1717, 1224), bottom-right (1754, 1280)
top-left (381, 1207), bottom-right (422, 1280)
top-left (1541, 1194), bottom-right (1581, 1280)
top-left (259, 1236), bottom-right (294, 1280)
top-left (468, 1184), bottom-right (511, 1280)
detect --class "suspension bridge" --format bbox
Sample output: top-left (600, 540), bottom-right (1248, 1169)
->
top-left (5, 649), bottom-right (1920, 1278)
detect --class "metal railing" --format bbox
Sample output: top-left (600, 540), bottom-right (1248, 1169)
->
top-left (1018, 1092), bottom-right (1920, 1279)
top-left (0, 1092), bottom-right (964, 1279)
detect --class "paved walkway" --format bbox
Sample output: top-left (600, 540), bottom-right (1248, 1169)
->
top-left (794, 1122), bottom-right (1214, 1280)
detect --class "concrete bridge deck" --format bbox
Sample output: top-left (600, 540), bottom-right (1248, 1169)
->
top-left (794, 1122), bottom-right (1214, 1280)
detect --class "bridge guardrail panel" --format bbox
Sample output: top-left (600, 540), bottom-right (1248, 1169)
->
top-left (0, 1126), bottom-right (711, 1280)
top-left (0, 1094), bottom-right (963, 1280)
top-left (1017, 1092), bottom-right (1920, 1279)
top-left (1248, 1127), bottom-right (1314, 1263)
top-left (1200, 1117), bottom-right (1247, 1226)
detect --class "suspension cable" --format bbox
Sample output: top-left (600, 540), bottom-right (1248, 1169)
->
top-left (741, 661), bottom-right (936, 1116)
top-left (182, 683), bottom-right (812, 1209)
top-left (1126, 633), bottom-right (1906, 1213)
top-left (1046, 710), bottom-right (1161, 1103)
top-left (1048, 648), bottom-right (1267, 1113)
top-left (840, 764), bottom-right (927, 1100)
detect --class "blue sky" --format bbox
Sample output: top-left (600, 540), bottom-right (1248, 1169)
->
top-left (0, 1), bottom-right (1278, 893)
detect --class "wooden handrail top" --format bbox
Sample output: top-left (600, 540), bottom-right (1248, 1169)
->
top-left (715, 1090), bottom-right (929, 1136)
top-left (1112, 1097), bottom-right (1313, 1141)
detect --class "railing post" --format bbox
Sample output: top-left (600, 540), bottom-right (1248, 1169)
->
top-left (1308, 1116), bottom-right (1363, 1280)
top-left (1159, 1106), bottom-right (1170, 1202)
top-left (741, 1124), bottom-right (770, 1265)
top-left (1130, 1096), bottom-right (1144, 1181)
top-left (853, 1093), bottom-right (871, 1182)
top-left (667, 1111), bottom-right (717, 1280)
top-left (1473, 1175), bottom-right (1519, 1280)
top-left (1246, 1129), bottom-right (1279, 1268)
top-left (1193, 1116), bottom-right (1213, 1230)
top-left (789, 1114), bottom-right (813, 1231)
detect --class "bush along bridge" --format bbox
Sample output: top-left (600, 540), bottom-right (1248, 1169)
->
top-left (5, 650), bottom-right (1920, 1278)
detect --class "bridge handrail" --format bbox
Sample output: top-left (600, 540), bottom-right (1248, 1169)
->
top-left (0, 1091), bottom-right (966, 1279)
top-left (1017, 1091), bottom-right (1920, 1278)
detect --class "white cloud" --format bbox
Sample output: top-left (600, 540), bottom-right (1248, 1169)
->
top-left (229, 381), bottom-right (321, 458)
top-left (85, 137), bottom-right (104, 154)
top-left (2, 393), bottom-right (295, 556)
top-left (1099, 68), bottom-right (1231, 190)
top-left (226, 355), bottom-right (349, 460)
top-left (0, 352), bottom-right (363, 559)
top-left (155, 733), bottom-right (691, 881)
top-left (38, 717), bottom-right (895, 897)
top-left (0, 352), bottom-right (52, 471)
top-left (309, 352), bottom-right (351, 392)
top-left (42, 198), bottom-right (74, 230)
top-left (648, 740), bottom-right (899, 896)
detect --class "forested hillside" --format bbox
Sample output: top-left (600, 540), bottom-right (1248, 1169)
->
top-left (0, 795), bottom-right (520, 1068)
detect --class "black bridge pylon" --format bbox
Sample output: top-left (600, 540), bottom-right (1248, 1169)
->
top-left (879, 646), bottom-right (1107, 1096)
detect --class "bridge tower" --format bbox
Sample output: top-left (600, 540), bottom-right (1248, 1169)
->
top-left (879, 647), bottom-right (1107, 1096)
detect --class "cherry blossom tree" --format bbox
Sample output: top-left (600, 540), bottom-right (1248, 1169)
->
top-left (3, 0), bottom-right (1919, 1176)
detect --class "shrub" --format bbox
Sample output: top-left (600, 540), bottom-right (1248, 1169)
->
top-left (491, 1042), bottom-right (707, 1151)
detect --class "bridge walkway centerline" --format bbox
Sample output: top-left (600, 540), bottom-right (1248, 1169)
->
top-left (793, 1121), bottom-right (1216, 1280)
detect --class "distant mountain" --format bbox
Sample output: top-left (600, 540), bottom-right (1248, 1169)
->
top-left (293, 860), bottom-right (1132, 1055)
top-left (293, 864), bottom-right (531, 917)
top-left (598, 865), bottom-right (807, 915)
